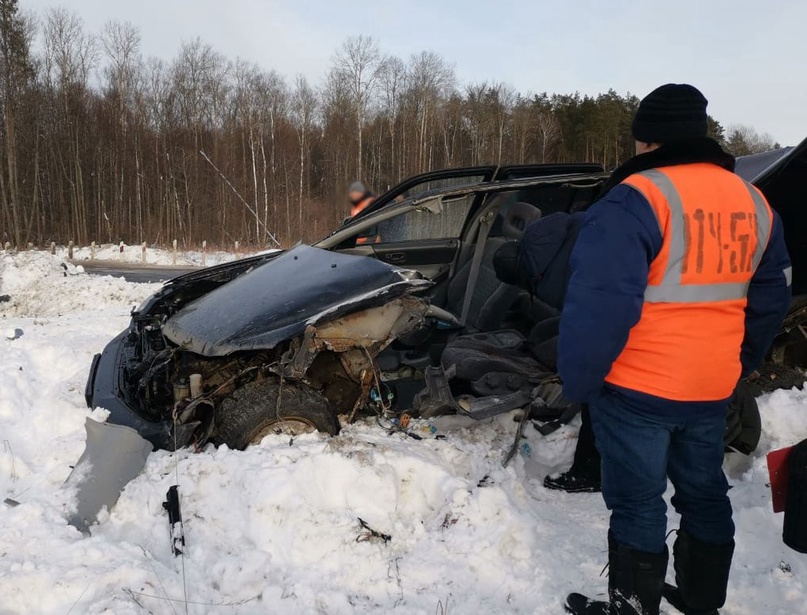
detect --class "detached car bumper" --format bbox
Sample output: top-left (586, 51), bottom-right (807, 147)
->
top-left (85, 330), bottom-right (172, 449)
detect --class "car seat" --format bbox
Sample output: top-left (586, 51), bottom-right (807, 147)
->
top-left (446, 201), bottom-right (542, 331)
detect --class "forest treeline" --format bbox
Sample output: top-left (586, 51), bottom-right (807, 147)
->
top-left (0, 1), bottom-right (780, 249)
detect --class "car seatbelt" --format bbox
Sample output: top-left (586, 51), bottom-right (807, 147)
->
top-left (460, 210), bottom-right (495, 326)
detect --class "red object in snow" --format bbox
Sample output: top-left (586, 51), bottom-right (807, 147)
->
top-left (767, 446), bottom-right (793, 513)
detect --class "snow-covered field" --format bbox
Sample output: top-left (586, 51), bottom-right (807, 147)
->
top-left (1, 251), bottom-right (805, 615)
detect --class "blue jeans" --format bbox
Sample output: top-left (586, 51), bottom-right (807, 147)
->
top-left (590, 387), bottom-right (735, 553)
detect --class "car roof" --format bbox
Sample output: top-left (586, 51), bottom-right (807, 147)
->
top-left (736, 137), bottom-right (807, 184)
top-left (331, 170), bottom-right (609, 240)
top-left (353, 163), bottom-right (605, 221)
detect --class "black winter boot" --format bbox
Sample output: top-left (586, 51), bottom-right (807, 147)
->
top-left (662, 530), bottom-right (734, 614)
top-left (544, 470), bottom-right (601, 493)
top-left (565, 533), bottom-right (668, 615)
top-left (545, 405), bottom-right (602, 493)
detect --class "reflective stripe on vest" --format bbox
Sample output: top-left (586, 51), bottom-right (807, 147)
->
top-left (634, 168), bottom-right (772, 304)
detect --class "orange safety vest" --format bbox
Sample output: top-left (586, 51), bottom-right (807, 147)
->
top-left (351, 196), bottom-right (378, 244)
top-left (605, 163), bottom-right (774, 401)
top-left (350, 196), bottom-right (375, 218)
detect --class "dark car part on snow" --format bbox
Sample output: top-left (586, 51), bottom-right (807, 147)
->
top-left (163, 485), bottom-right (185, 557)
top-left (784, 438), bottom-right (807, 553)
top-left (744, 363), bottom-right (807, 397)
top-left (64, 418), bottom-right (152, 534)
top-left (356, 517), bottom-right (392, 544)
top-left (417, 330), bottom-right (571, 424)
top-left (503, 405), bottom-right (535, 468)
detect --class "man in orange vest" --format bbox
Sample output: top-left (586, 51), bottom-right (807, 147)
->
top-left (560, 84), bottom-right (792, 615)
top-left (349, 181), bottom-right (375, 218)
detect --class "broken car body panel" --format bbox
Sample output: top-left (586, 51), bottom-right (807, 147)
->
top-left (64, 418), bottom-right (153, 534)
top-left (162, 245), bottom-right (431, 356)
top-left (86, 243), bottom-right (434, 451)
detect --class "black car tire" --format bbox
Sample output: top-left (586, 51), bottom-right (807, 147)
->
top-left (215, 378), bottom-right (340, 449)
top-left (743, 362), bottom-right (807, 397)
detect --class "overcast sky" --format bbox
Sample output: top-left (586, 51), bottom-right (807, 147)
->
top-left (25, 0), bottom-right (807, 146)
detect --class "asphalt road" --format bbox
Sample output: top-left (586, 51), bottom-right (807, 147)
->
top-left (77, 260), bottom-right (200, 283)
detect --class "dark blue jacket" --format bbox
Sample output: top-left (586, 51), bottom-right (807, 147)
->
top-left (558, 182), bottom-right (792, 408)
top-left (518, 212), bottom-right (586, 311)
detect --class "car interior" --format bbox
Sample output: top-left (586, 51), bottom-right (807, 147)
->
top-left (358, 179), bottom-right (607, 410)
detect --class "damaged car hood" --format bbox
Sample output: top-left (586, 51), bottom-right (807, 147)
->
top-left (162, 245), bottom-right (431, 356)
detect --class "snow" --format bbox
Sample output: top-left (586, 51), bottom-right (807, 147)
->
top-left (1, 251), bottom-right (806, 614)
top-left (54, 242), bottom-right (264, 267)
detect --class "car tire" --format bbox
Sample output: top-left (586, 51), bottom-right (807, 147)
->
top-left (744, 362), bottom-right (807, 397)
top-left (215, 378), bottom-right (340, 449)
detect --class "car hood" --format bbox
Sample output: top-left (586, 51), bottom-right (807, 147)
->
top-left (162, 245), bottom-right (431, 356)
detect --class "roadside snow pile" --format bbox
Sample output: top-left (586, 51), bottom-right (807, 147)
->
top-left (0, 251), bottom-right (159, 317)
top-left (58, 243), bottom-right (259, 267)
top-left (0, 255), bottom-right (805, 614)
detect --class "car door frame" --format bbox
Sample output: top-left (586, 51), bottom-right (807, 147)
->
top-left (349, 166), bottom-right (498, 223)
top-left (319, 191), bottom-right (485, 287)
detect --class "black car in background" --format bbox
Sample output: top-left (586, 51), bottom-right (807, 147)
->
top-left (86, 145), bottom-right (807, 451)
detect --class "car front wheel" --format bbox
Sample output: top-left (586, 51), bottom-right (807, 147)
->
top-left (215, 378), bottom-right (340, 449)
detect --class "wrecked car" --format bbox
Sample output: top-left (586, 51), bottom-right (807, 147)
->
top-left (85, 147), bottom-right (807, 453)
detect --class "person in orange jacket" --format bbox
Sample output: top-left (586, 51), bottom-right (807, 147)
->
top-left (348, 181), bottom-right (375, 218)
top-left (560, 84), bottom-right (792, 615)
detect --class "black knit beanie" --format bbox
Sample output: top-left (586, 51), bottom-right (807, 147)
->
top-left (632, 84), bottom-right (708, 144)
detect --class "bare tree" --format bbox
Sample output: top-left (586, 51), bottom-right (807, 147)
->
top-left (42, 7), bottom-right (98, 245)
top-left (254, 69), bottom-right (287, 242)
top-left (725, 123), bottom-right (778, 156)
top-left (291, 74), bottom-right (316, 240)
top-left (42, 8), bottom-right (96, 89)
top-left (331, 35), bottom-right (380, 178)
top-left (536, 111), bottom-right (561, 163)
top-left (100, 20), bottom-right (142, 238)
top-left (463, 82), bottom-right (489, 165)
top-left (0, 0), bottom-right (34, 247)
top-left (0, 11), bottom-right (732, 252)
top-left (510, 96), bottom-right (534, 163)
top-left (100, 21), bottom-right (140, 108)
top-left (491, 83), bottom-right (515, 164)
top-left (378, 55), bottom-right (406, 180)
top-left (407, 51), bottom-right (454, 171)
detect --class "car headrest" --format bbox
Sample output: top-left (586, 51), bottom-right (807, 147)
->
top-left (493, 241), bottom-right (523, 287)
top-left (502, 201), bottom-right (542, 240)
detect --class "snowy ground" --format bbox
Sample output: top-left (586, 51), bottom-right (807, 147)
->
top-left (0, 251), bottom-right (805, 615)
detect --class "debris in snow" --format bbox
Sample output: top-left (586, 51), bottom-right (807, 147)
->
top-left (356, 517), bottom-right (392, 544)
top-left (163, 485), bottom-right (186, 557)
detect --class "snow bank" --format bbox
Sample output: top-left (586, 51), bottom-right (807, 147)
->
top-left (0, 251), bottom-right (159, 317)
top-left (55, 243), bottom-right (261, 267)
top-left (0, 252), bottom-right (805, 614)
